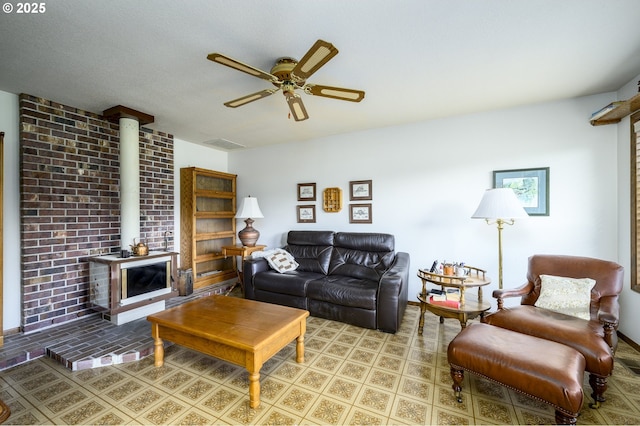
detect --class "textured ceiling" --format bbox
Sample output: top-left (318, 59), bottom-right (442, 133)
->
top-left (1, 0), bottom-right (640, 150)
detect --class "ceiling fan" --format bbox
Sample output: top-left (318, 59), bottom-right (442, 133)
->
top-left (207, 40), bottom-right (365, 121)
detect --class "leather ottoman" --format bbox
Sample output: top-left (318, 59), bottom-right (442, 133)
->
top-left (447, 323), bottom-right (585, 425)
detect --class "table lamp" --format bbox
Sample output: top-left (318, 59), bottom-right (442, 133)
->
top-left (472, 188), bottom-right (528, 289)
top-left (235, 196), bottom-right (264, 247)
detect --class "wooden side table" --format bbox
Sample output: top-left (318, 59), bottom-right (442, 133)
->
top-left (416, 266), bottom-right (491, 333)
top-left (222, 245), bottom-right (266, 295)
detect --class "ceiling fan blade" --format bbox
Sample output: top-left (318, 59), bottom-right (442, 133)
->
top-left (305, 84), bottom-right (365, 102)
top-left (224, 89), bottom-right (278, 108)
top-left (285, 93), bottom-right (309, 121)
top-left (207, 53), bottom-right (278, 82)
top-left (291, 40), bottom-right (339, 81)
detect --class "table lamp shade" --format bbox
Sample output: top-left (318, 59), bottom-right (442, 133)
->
top-left (472, 188), bottom-right (528, 220)
top-left (235, 196), bottom-right (263, 247)
top-left (235, 196), bottom-right (264, 219)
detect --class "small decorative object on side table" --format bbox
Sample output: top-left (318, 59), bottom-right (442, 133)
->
top-left (222, 244), bottom-right (266, 295)
top-left (416, 266), bottom-right (491, 334)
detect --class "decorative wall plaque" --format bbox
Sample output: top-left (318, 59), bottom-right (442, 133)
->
top-left (323, 187), bottom-right (342, 212)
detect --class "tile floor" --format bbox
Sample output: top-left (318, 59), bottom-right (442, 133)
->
top-left (0, 288), bottom-right (640, 424)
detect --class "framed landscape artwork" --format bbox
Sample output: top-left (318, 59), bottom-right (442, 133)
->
top-left (493, 167), bottom-right (549, 216)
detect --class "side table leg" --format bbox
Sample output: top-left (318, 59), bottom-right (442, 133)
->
top-left (459, 313), bottom-right (469, 329)
top-left (418, 302), bottom-right (426, 335)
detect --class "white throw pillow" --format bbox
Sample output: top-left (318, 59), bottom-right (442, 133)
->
top-left (265, 249), bottom-right (299, 273)
top-left (534, 274), bottom-right (595, 320)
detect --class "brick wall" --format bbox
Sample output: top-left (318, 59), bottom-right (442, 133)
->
top-left (19, 94), bottom-right (174, 333)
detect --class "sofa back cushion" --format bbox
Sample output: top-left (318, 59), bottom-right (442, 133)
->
top-left (285, 230), bottom-right (335, 275)
top-left (329, 233), bottom-right (395, 281)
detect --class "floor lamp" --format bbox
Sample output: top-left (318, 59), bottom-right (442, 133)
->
top-left (472, 188), bottom-right (528, 289)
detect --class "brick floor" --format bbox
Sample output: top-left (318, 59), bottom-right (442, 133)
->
top-left (0, 281), bottom-right (234, 371)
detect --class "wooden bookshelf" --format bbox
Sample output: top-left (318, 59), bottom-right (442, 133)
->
top-left (180, 167), bottom-right (237, 289)
top-left (590, 92), bottom-right (640, 126)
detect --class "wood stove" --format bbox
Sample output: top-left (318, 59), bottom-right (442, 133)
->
top-left (89, 251), bottom-right (179, 324)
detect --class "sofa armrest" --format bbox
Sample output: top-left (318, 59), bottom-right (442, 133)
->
top-left (377, 252), bottom-right (410, 333)
top-left (492, 281), bottom-right (534, 309)
top-left (243, 257), bottom-right (270, 300)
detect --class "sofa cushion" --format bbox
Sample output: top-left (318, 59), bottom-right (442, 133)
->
top-left (334, 232), bottom-right (395, 252)
top-left (306, 276), bottom-right (378, 310)
top-left (263, 249), bottom-right (299, 273)
top-left (535, 274), bottom-right (595, 320)
top-left (253, 270), bottom-right (323, 297)
top-left (330, 233), bottom-right (395, 280)
top-left (288, 230), bottom-right (335, 246)
top-left (285, 231), bottom-right (335, 274)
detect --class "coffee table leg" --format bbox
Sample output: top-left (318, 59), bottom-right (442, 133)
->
top-left (151, 324), bottom-right (164, 367)
top-left (296, 334), bottom-right (305, 363)
top-left (248, 371), bottom-right (260, 408)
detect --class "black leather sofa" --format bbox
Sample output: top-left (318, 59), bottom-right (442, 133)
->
top-left (243, 230), bottom-right (410, 333)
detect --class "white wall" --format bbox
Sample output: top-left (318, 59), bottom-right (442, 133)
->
top-left (228, 93), bottom-right (623, 323)
top-left (616, 73), bottom-right (640, 344)
top-left (0, 90), bottom-right (21, 330)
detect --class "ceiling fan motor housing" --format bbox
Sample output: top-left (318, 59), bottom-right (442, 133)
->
top-left (271, 57), bottom-right (304, 88)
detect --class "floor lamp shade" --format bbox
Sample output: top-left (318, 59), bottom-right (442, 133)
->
top-left (471, 188), bottom-right (528, 221)
top-left (472, 188), bottom-right (528, 289)
top-left (235, 196), bottom-right (264, 247)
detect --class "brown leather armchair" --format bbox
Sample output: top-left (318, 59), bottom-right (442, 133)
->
top-left (482, 254), bottom-right (624, 408)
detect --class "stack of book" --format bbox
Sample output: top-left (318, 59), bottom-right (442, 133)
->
top-left (429, 289), bottom-right (460, 308)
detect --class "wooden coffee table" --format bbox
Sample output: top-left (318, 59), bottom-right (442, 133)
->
top-left (147, 295), bottom-right (309, 408)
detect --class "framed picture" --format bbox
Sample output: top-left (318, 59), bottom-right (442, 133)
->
top-left (297, 183), bottom-right (316, 201)
top-left (349, 203), bottom-right (372, 224)
top-left (493, 167), bottom-right (549, 216)
top-left (297, 205), bottom-right (316, 223)
top-left (349, 180), bottom-right (372, 200)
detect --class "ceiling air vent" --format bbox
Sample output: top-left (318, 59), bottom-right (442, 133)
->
top-left (203, 138), bottom-right (245, 150)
